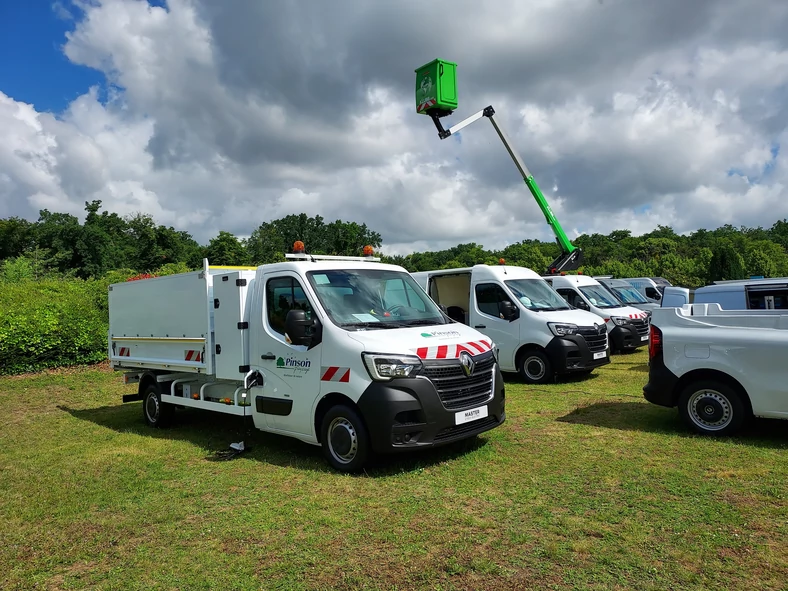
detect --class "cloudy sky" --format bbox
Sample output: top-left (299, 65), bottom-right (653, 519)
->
top-left (1, 0), bottom-right (787, 255)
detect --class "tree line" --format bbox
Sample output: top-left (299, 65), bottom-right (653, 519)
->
top-left (3, 200), bottom-right (788, 289)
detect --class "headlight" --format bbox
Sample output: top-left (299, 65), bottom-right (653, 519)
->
top-left (362, 353), bottom-right (423, 381)
top-left (548, 322), bottom-right (578, 336)
top-left (610, 316), bottom-right (630, 326)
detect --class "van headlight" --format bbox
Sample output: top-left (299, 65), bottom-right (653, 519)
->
top-left (548, 322), bottom-right (578, 336)
top-left (610, 316), bottom-right (630, 326)
top-left (362, 353), bottom-right (423, 381)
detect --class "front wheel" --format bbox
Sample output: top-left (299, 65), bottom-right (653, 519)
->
top-left (320, 405), bottom-right (371, 473)
top-left (518, 350), bottom-right (552, 385)
top-left (678, 380), bottom-right (748, 436)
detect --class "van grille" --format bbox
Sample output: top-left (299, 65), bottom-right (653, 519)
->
top-left (421, 351), bottom-right (495, 410)
top-left (631, 318), bottom-right (650, 337)
top-left (577, 325), bottom-right (608, 353)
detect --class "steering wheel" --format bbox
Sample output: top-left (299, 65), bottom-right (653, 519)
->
top-left (384, 304), bottom-right (407, 316)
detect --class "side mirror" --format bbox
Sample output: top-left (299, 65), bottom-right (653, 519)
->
top-left (438, 304), bottom-right (448, 313)
top-left (498, 300), bottom-right (518, 321)
top-left (576, 299), bottom-right (590, 310)
top-left (285, 310), bottom-right (322, 348)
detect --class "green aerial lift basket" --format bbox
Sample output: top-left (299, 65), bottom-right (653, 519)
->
top-left (414, 59), bottom-right (458, 114)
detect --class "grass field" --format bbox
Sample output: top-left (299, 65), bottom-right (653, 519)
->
top-left (1, 351), bottom-right (786, 590)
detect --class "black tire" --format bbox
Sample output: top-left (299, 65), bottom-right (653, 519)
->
top-left (518, 349), bottom-right (552, 384)
top-left (678, 380), bottom-right (748, 436)
top-left (320, 404), bottom-right (370, 473)
top-left (142, 382), bottom-right (174, 428)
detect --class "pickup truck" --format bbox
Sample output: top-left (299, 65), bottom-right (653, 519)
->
top-left (644, 303), bottom-right (788, 435)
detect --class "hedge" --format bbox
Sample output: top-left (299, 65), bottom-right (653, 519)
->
top-left (0, 279), bottom-right (110, 375)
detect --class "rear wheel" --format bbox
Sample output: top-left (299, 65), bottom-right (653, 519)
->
top-left (320, 404), bottom-right (370, 473)
top-left (678, 380), bottom-right (748, 436)
top-left (142, 382), bottom-right (174, 428)
top-left (518, 350), bottom-right (552, 384)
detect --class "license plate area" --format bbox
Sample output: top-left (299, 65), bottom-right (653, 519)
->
top-left (455, 405), bottom-right (488, 425)
top-left (593, 351), bottom-right (606, 360)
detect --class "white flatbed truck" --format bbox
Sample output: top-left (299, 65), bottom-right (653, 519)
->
top-left (108, 249), bottom-right (505, 472)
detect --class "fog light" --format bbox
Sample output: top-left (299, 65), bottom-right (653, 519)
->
top-left (404, 433), bottom-right (411, 442)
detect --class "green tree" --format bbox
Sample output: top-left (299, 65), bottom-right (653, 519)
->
top-left (205, 231), bottom-right (248, 265)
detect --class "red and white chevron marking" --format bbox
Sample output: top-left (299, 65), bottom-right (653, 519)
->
top-left (118, 347), bottom-right (130, 357)
top-left (185, 350), bottom-right (202, 362)
top-left (417, 98), bottom-right (436, 112)
top-left (628, 312), bottom-right (649, 319)
top-left (413, 340), bottom-right (492, 360)
top-left (321, 366), bottom-right (350, 382)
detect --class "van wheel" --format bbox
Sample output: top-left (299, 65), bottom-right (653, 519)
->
top-left (320, 405), bottom-right (370, 473)
top-left (142, 383), bottom-right (174, 428)
top-left (518, 350), bottom-right (552, 384)
top-left (678, 380), bottom-right (747, 436)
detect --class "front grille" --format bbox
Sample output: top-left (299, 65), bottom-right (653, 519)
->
top-left (434, 415), bottom-right (499, 442)
top-left (577, 325), bottom-right (608, 353)
top-left (631, 318), bottom-right (650, 337)
top-left (422, 351), bottom-right (495, 410)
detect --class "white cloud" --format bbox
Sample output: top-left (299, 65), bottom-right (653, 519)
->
top-left (0, 0), bottom-right (786, 254)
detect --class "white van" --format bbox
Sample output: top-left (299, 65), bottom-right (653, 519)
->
top-left (662, 278), bottom-right (788, 310)
top-left (620, 277), bottom-right (672, 304)
top-left (411, 264), bottom-right (610, 384)
top-left (595, 277), bottom-right (660, 312)
top-left (545, 275), bottom-right (650, 352)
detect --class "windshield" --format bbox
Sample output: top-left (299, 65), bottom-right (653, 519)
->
top-left (306, 269), bottom-right (447, 330)
top-left (611, 285), bottom-right (649, 304)
top-left (578, 285), bottom-right (621, 309)
top-left (504, 279), bottom-right (571, 311)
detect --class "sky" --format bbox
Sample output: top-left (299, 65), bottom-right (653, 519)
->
top-left (0, 0), bottom-right (787, 256)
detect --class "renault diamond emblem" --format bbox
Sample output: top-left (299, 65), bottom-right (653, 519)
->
top-left (460, 351), bottom-right (475, 377)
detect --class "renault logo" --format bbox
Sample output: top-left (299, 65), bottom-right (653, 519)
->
top-left (460, 351), bottom-right (475, 377)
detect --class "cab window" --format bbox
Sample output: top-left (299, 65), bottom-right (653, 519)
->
top-left (556, 288), bottom-right (584, 308)
top-left (475, 283), bottom-right (514, 318)
top-left (266, 276), bottom-right (314, 338)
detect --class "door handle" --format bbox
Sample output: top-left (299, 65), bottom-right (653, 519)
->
top-left (261, 353), bottom-right (276, 360)
top-left (474, 325), bottom-right (486, 329)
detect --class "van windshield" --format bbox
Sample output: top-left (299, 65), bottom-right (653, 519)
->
top-left (579, 285), bottom-right (620, 309)
top-left (504, 279), bottom-right (571, 311)
top-left (306, 269), bottom-right (448, 330)
top-left (610, 285), bottom-right (649, 304)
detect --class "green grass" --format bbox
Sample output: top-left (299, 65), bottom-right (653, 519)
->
top-left (1, 352), bottom-right (786, 590)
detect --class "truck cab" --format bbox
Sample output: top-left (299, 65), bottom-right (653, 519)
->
top-left (109, 250), bottom-right (505, 473)
top-left (545, 275), bottom-right (650, 353)
top-left (410, 264), bottom-right (610, 384)
top-left (620, 277), bottom-right (672, 305)
top-left (595, 277), bottom-right (660, 313)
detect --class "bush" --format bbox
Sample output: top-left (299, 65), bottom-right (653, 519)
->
top-left (0, 278), bottom-right (108, 375)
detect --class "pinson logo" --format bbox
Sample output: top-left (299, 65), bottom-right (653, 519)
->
top-left (420, 330), bottom-right (461, 338)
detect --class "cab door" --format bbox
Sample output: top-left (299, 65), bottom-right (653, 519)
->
top-left (250, 272), bottom-right (322, 436)
top-left (468, 281), bottom-right (521, 371)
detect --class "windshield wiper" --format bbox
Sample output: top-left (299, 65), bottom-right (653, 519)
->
top-left (403, 319), bottom-right (446, 326)
top-left (342, 322), bottom-right (402, 330)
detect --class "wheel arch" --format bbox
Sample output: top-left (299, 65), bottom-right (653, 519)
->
top-left (674, 369), bottom-right (753, 415)
top-left (514, 343), bottom-right (547, 370)
top-left (313, 392), bottom-right (361, 443)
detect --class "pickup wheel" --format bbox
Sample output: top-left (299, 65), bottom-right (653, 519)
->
top-left (518, 350), bottom-right (552, 384)
top-left (320, 405), bottom-right (370, 473)
top-left (678, 380), bottom-right (747, 436)
top-left (142, 382), bottom-right (174, 428)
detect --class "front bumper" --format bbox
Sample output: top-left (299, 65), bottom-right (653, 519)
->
top-left (610, 324), bottom-right (649, 351)
top-left (356, 362), bottom-right (506, 454)
top-left (545, 335), bottom-right (610, 374)
top-left (643, 354), bottom-right (680, 407)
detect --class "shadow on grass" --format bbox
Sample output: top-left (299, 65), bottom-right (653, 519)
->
top-left (57, 402), bottom-right (491, 476)
top-left (503, 370), bottom-right (601, 386)
top-left (557, 401), bottom-right (788, 449)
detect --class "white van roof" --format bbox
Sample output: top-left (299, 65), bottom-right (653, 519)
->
top-left (546, 274), bottom-right (601, 288)
top-left (414, 264), bottom-right (544, 282)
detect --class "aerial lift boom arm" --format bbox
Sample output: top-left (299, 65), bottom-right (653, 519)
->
top-left (428, 105), bottom-right (583, 274)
